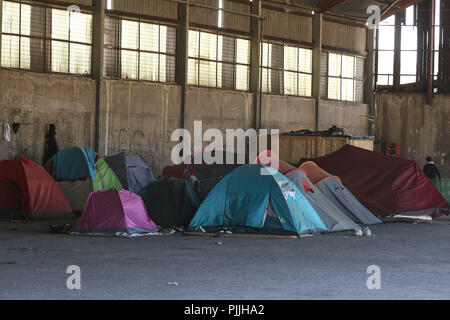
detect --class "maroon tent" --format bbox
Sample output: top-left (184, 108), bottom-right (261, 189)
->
top-left (299, 145), bottom-right (449, 220)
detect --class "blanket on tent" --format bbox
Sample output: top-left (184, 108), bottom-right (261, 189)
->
top-left (298, 145), bottom-right (449, 219)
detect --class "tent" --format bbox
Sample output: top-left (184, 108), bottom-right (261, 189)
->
top-left (430, 178), bottom-right (450, 202)
top-left (93, 158), bottom-right (124, 191)
top-left (286, 168), bottom-right (379, 228)
top-left (162, 164), bottom-right (188, 179)
top-left (0, 157), bottom-right (72, 219)
top-left (73, 189), bottom-right (159, 236)
top-left (53, 147), bottom-right (97, 181)
top-left (0, 178), bottom-right (20, 212)
top-left (138, 178), bottom-right (200, 228)
top-left (104, 152), bottom-right (155, 194)
top-left (299, 145), bottom-right (449, 219)
top-left (189, 164), bottom-right (327, 235)
top-left (57, 179), bottom-right (93, 213)
top-left (298, 161), bottom-right (381, 225)
top-left (186, 149), bottom-right (247, 179)
top-left (254, 149), bottom-right (297, 174)
top-left (255, 151), bottom-right (373, 230)
top-left (185, 149), bottom-right (247, 200)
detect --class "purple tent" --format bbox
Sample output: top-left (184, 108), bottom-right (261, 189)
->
top-left (73, 189), bottom-right (159, 236)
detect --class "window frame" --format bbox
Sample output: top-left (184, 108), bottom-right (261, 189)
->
top-left (260, 39), bottom-right (313, 98)
top-left (1, 0), bottom-right (93, 76)
top-left (104, 14), bottom-right (177, 83)
top-left (187, 27), bottom-right (251, 91)
top-left (326, 51), bottom-right (359, 102)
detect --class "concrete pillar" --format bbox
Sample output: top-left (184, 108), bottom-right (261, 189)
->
top-left (312, 13), bottom-right (322, 131)
top-left (0, 0), bottom-right (3, 64)
top-left (176, 2), bottom-right (189, 130)
top-left (365, 28), bottom-right (375, 136)
top-left (393, 13), bottom-right (401, 89)
top-left (427, 0), bottom-right (435, 104)
top-left (92, 0), bottom-right (105, 153)
top-left (250, 0), bottom-right (262, 130)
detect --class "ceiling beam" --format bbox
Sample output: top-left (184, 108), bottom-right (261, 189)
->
top-left (381, 0), bottom-right (427, 21)
top-left (318, 0), bottom-right (356, 12)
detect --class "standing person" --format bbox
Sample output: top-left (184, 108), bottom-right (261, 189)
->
top-left (423, 156), bottom-right (441, 180)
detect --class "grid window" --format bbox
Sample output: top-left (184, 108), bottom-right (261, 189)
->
top-left (51, 9), bottom-right (92, 74)
top-left (1, 1), bottom-right (92, 75)
top-left (327, 53), bottom-right (357, 102)
top-left (261, 42), bottom-right (283, 94)
top-left (261, 42), bottom-right (312, 97)
top-left (261, 43), bottom-right (272, 93)
top-left (1, 1), bottom-right (23, 68)
top-left (104, 16), bottom-right (176, 82)
top-left (188, 30), bottom-right (250, 91)
top-left (376, 15), bottom-right (395, 85)
top-left (399, 6), bottom-right (417, 84)
top-left (284, 45), bottom-right (312, 96)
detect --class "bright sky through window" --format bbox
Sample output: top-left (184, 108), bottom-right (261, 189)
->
top-left (218, 0), bottom-right (223, 28)
top-left (377, 2), bottom-right (441, 85)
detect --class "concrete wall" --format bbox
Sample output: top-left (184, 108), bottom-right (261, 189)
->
top-left (319, 100), bottom-right (369, 135)
top-left (186, 87), bottom-right (254, 133)
top-left (0, 69), bottom-right (96, 164)
top-left (375, 92), bottom-right (450, 177)
top-left (261, 94), bottom-right (315, 132)
top-left (100, 80), bottom-right (181, 176)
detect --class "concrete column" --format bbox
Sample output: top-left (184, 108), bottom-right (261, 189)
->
top-left (312, 13), bottom-right (322, 131)
top-left (92, 0), bottom-right (105, 153)
top-left (365, 28), bottom-right (375, 136)
top-left (427, 0), bottom-right (435, 104)
top-left (250, 0), bottom-right (262, 130)
top-left (176, 2), bottom-right (189, 130)
top-left (0, 0), bottom-right (3, 64)
top-left (393, 13), bottom-right (401, 89)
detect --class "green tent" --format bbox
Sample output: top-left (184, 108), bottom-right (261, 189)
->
top-left (138, 178), bottom-right (200, 228)
top-left (93, 158), bottom-right (124, 191)
top-left (431, 178), bottom-right (450, 202)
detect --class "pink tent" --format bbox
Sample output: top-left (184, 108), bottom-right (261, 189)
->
top-left (74, 189), bottom-right (158, 235)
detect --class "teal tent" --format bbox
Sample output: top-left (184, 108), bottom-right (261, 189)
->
top-left (189, 164), bottom-right (327, 235)
top-left (430, 178), bottom-right (450, 202)
top-left (53, 147), bottom-right (97, 181)
top-left (138, 178), bottom-right (200, 228)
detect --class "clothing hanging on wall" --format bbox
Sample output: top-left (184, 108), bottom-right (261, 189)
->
top-left (3, 123), bottom-right (11, 142)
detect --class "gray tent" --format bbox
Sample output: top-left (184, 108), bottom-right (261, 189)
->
top-left (315, 177), bottom-right (381, 225)
top-left (298, 162), bottom-right (381, 226)
top-left (104, 152), bottom-right (155, 194)
top-left (285, 169), bottom-right (362, 232)
top-left (57, 179), bottom-right (92, 214)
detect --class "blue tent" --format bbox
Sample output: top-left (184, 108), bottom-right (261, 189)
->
top-left (189, 164), bottom-right (327, 235)
top-left (104, 152), bottom-right (155, 194)
top-left (53, 147), bottom-right (97, 181)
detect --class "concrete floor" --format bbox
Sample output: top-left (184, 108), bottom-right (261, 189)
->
top-left (1, 216), bottom-right (450, 300)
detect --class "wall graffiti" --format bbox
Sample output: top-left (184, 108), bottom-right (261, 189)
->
top-left (107, 128), bottom-right (170, 176)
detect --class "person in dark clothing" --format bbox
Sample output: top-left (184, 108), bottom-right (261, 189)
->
top-left (42, 124), bottom-right (59, 166)
top-left (423, 156), bottom-right (441, 180)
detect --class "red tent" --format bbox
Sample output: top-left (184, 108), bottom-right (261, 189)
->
top-left (0, 178), bottom-right (20, 210)
top-left (254, 150), bottom-right (297, 174)
top-left (299, 145), bottom-right (449, 219)
top-left (0, 157), bottom-right (72, 219)
top-left (162, 164), bottom-right (188, 178)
